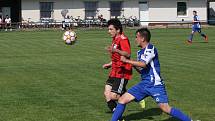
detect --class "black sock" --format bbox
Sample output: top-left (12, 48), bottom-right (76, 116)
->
top-left (107, 100), bottom-right (117, 112)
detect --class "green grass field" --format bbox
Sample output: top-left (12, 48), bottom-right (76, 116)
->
top-left (0, 28), bottom-right (215, 121)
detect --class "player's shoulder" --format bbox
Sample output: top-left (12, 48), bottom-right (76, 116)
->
top-left (145, 44), bottom-right (158, 54)
top-left (194, 15), bottom-right (200, 19)
top-left (137, 49), bottom-right (142, 55)
top-left (119, 34), bottom-right (128, 40)
top-left (147, 43), bottom-right (155, 50)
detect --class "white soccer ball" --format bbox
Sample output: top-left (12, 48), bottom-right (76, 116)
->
top-left (63, 30), bottom-right (77, 45)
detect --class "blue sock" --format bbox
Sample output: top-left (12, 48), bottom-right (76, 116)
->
top-left (189, 34), bottom-right (193, 41)
top-left (200, 33), bottom-right (206, 38)
top-left (111, 103), bottom-right (126, 121)
top-left (170, 107), bottom-right (191, 121)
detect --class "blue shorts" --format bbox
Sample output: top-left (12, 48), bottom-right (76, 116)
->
top-left (128, 82), bottom-right (169, 104)
top-left (192, 27), bottom-right (201, 33)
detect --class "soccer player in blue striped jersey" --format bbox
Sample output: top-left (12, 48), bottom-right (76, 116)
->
top-left (187, 10), bottom-right (208, 44)
top-left (111, 28), bottom-right (192, 121)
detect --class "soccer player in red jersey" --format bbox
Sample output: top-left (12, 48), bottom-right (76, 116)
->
top-left (103, 19), bottom-right (132, 112)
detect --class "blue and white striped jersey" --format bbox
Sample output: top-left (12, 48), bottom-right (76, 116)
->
top-left (137, 43), bottom-right (163, 86)
top-left (193, 15), bottom-right (201, 28)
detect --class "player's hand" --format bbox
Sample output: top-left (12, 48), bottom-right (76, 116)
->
top-left (120, 56), bottom-right (127, 63)
top-left (105, 46), bottom-right (112, 52)
top-left (102, 64), bottom-right (111, 69)
top-left (106, 46), bottom-right (117, 53)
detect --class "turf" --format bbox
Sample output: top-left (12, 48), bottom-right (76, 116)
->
top-left (0, 28), bottom-right (214, 121)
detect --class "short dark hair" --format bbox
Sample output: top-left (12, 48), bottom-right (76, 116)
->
top-left (136, 28), bottom-right (151, 42)
top-left (107, 19), bottom-right (123, 34)
top-left (193, 10), bottom-right (197, 13)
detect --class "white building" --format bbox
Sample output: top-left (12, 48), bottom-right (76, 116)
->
top-left (1, 0), bottom-right (214, 25)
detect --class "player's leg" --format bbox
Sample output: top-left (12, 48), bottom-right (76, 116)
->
top-left (198, 29), bottom-right (208, 42)
top-left (9, 23), bottom-right (12, 31)
top-left (111, 92), bottom-right (135, 121)
top-left (188, 30), bottom-right (195, 43)
top-left (104, 78), bottom-right (128, 112)
top-left (111, 83), bottom-right (148, 121)
top-left (150, 86), bottom-right (191, 121)
top-left (109, 78), bottom-right (128, 112)
top-left (104, 78), bottom-right (117, 112)
top-left (104, 84), bottom-right (117, 112)
top-left (159, 103), bottom-right (191, 121)
top-left (187, 25), bottom-right (197, 44)
top-left (5, 23), bottom-right (8, 31)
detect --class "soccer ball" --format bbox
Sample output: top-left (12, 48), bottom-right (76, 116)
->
top-left (63, 30), bottom-right (77, 45)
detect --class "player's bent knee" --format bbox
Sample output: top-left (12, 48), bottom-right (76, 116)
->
top-left (159, 104), bottom-right (171, 114)
top-left (118, 96), bottom-right (129, 104)
top-left (118, 98), bottom-right (126, 104)
top-left (110, 93), bottom-right (120, 100)
top-left (104, 91), bottom-right (111, 98)
top-left (118, 92), bottom-right (135, 104)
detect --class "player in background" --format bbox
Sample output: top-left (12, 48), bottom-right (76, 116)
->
top-left (111, 28), bottom-right (192, 121)
top-left (4, 15), bottom-right (12, 31)
top-left (103, 19), bottom-right (145, 113)
top-left (187, 10), bottom-right (208, 44)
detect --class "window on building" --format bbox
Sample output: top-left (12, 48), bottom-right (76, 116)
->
top-left (110, 1), bottom-right (123, 18)
top-left (177, 2), bottom-right (187, 16)
top-left (84, 1), bottom-right (98, 19)
top-left (40, 2), bottom-right (54, 18)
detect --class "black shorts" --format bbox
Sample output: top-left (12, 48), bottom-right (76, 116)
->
top-left (106, 77), bottom-right (128, 95)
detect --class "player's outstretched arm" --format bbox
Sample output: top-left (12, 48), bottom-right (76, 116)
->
top-left (107, 46), bottom-right (130, 58)
top-left (121, 56), bottom-right (147, 68)
top-left (133, 66), bottom-right (142, 74)
top-left (102, 62), bottom-right (112, 69)
top-left (115, 49), bottom-right (130, 58)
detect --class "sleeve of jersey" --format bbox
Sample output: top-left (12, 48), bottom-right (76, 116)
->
top-left (120, 39), bottom-right (131, 54)
top-left (140, 48), bottom-right (155, 65)
top-left (196, 16), bottom-right (200, 21)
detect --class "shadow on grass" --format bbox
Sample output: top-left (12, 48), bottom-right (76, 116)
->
top-left (193, 41), bottom-right (209, 44)
top-left (163, 117), bottom-right (180, 121)
top-left (123, 108), bottom-right (162, 120)
top-left (123, 108), bottom-right (180, 121)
